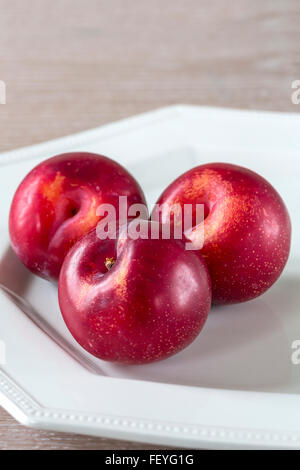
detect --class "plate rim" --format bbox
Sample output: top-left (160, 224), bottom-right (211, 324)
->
top-left (1, 368), bottom-right (300, 449)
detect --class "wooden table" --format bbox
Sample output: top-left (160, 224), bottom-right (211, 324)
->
top-left (0, 0), bottom-right (299, 450)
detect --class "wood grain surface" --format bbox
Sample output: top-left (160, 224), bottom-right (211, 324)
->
top-left (0, 0), bottom-right (299, 450)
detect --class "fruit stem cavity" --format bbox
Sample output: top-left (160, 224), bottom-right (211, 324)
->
top-left (105, 257), bottom-right (115, 271)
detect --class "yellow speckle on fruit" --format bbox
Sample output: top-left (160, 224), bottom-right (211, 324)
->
top-left (42, 172), bottom-right (66, 204)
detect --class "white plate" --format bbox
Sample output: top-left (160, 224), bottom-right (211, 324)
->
top-left (0, 105), bottom-right (300, 450)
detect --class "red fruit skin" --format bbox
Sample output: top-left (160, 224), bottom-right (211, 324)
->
top-left (154, 163), bottom-right (291, 304)
top-left (58, 221), bottom-right (212, 364)
top-left (9, 152), bottom-right (146, 281)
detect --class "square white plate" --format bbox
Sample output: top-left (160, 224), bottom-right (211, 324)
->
top-left (0, 105), bottom-right (300, 449)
